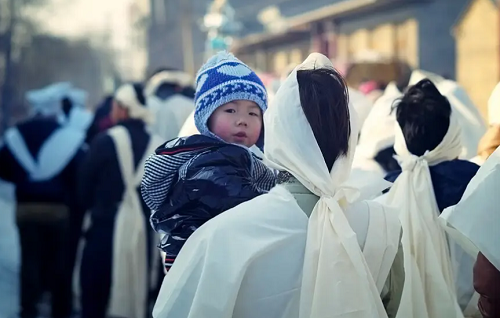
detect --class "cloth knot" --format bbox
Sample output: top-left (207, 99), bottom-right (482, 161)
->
top-left (319, 185), bottom-right (360, 206)
top-left (395, 150), bottom-right (430, 172)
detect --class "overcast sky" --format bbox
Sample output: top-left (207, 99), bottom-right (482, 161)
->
top-left (27, 0), bottom-right (134, 48)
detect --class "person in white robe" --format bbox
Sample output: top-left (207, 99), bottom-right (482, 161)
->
top-left (354, 69), bottom-right (486, 181)
top-left (471, 82), bottom-right (500, 166)
top-left (382, 79), bottom-right (480, 317)
top-left (151, 53), bottom-right (402, 318)
top-left (440, 146), bottom-right (500, 318)
top-left (145, 69), bottom-right (195, 141)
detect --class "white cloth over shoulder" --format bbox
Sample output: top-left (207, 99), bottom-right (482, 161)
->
top-left (107, 126), bottom-right (162, 318)
top-left (177, 110), bottom-right (198, 137)
top-left (385, 110), bottom-right (464, 318)
top-left (265, 53), bottom-right (389, 318)
top-left (440, 145), bottom-right (500, 271)
top-left (152, 53), bottom-right (400, 318)
top-left (3, 126), bottom-right (84, 181)
top-left (153, 186), bottom-right (309, 318)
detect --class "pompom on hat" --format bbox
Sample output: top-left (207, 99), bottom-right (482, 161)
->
top-left (194, 51), bottom-right (268, 149)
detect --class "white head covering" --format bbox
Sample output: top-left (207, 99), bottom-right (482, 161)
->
top-left (488, 82), bottom-right (500, 126)
top-left (385, 110), bottom-right (464, 317)
top-left (349, 87), bottom-right (373, 129)
top-left (408, 70), bottom-right (486, 159)
top-left (264, 53), bottom-right (387, 318)
top-left (144, 70), bottom-right (193, 97)
top-left (26, 82), bottom-right (72, 117)
top-left (356, 82), bottom-right (401, 160)
top-left (114, 84), bottom-right (153, 124)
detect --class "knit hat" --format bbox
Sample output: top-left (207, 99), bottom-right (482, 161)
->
top-left (194, 51), bottom-right (267, 149)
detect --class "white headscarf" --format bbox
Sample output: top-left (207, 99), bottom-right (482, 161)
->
top-left (386, 110), bottom-right (464, 317)
top-left (355, 82), bottom-right (401, 160)
top-left (264, 53), bottom-right (387, 318)
top-left (114, 84), bottom-right (153, 124)
top-left (26, 82), bottom-right (72, 117)
top-left (408, 70), bottom-right (486, 159)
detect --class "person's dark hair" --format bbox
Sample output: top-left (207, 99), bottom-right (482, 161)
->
top-left (297, 68), bottom-right (350, 171)
top-left (132, 82), bottom-right (146, 106)
top-left (393, 78), bottom-right (451, 156)
top-left (61, 97), bottom-right (73, 117)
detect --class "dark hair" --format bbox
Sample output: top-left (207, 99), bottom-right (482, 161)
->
top-left (297, 68), bottom-right (350, 171)
top-left (132, 82), bottom-right (146, 106)
top-left (61, 97), bottom-right (73, 117)
top-left (394, 78), bottom-right (451, 156)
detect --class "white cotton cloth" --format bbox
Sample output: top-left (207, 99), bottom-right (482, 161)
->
top-left (26, 82), bottom-right (72, 117)
top-left (265, 53), bottom-right (389, 318)
top-left (3, 126), bottom-right (85, 182)
top-left (348, 88), bottom-right (373, 129)
top-left (440, 145), bottom-right (500, 271)
top-left (386, 110), bottom-right (464, 318)
top-left (177, 110), bottom-right (198, 137)
top-left (355, 82), bottom-right (401, 160)
top-left (147, 94), bottom-right (194, 141)
top-left (114, 84), bottom-right (154, 124)
top-left (152, 53), bottom-right (399, 318)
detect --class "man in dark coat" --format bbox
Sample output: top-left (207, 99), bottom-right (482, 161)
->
top-left (0, 82), bottom-right (86, 318)
top-left (77, 83), bottom-right (162, 318)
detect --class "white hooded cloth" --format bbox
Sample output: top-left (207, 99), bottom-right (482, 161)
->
top-left (152, 53), bottom-right (400, 318)
top-left (385, 110), bottom-right (464, 318)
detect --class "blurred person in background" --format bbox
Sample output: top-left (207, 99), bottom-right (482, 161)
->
top-left (471, 82), bottom-right (500, 166)
top-left (384, 79), bottom-right (480, 316)
top-left (0, 82), bottom-right (87, 318)
top-left (145, 68), bottom-right (195, 142)
top-left (77, 83), bottom-right (163, 318)
top-left (85, 95), bottom-right (115, 143)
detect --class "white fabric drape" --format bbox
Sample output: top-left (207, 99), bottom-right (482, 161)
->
top-left (4, 127), bottom-right (85, 182)
top-left (385, 110), bottom-right (464, 318)
top-left (440, 145), bottom-right (500, 271)
top-left (264, 53), bottom-right (388, 318)
top-left (147, 95), bottom-right (194, 141)
top-left (152, 53), bottom-right (399, 318)
top-left (107, 126), bottom-right (161, 318)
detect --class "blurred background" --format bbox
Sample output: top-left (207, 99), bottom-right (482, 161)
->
top-left (0, 0), bottom-right (498, 128)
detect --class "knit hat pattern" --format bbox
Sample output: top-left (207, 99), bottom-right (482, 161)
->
top-left (194, 51), bottom-right (267, 148)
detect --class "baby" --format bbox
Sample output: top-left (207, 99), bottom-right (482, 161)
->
top-left (141, 52), bottom-right (276, 271)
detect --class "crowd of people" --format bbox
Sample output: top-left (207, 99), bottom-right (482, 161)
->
top-left (0, 51), bottom-right (499, 318)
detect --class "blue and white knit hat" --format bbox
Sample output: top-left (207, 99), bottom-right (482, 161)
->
top-left (194, 51), bottom-right (268, 149)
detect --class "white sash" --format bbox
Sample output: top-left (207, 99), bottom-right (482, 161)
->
top-left (363, 202), bottom-right (401, 293)
top-left (4, 126), bottom-right (84, 181)
top-left (107, 126), bottom-right (161, 318)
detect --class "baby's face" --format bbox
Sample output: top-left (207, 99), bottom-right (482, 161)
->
top-left (208, 100), bottom-right (262, 147)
